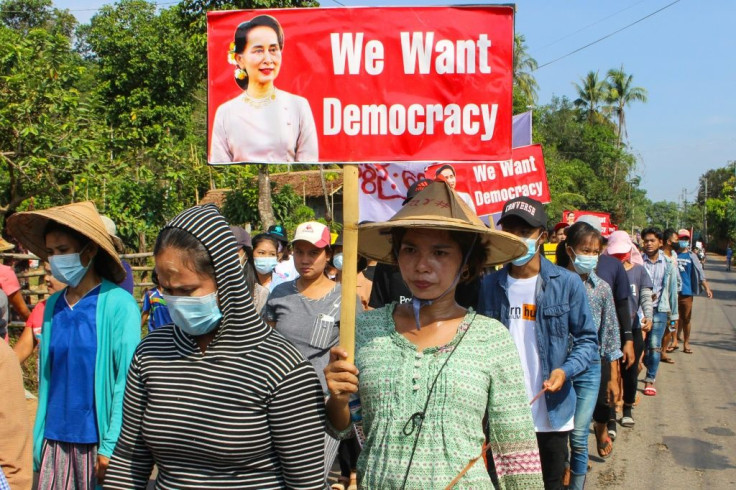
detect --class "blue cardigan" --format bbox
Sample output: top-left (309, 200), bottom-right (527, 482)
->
top-left (33, 279), bottom-right (141, 475)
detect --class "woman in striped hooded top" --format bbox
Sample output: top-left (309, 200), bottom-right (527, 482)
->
top-left (105, 204), bottom-right (326, 489)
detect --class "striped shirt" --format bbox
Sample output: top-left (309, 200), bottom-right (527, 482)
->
top-left (105, 205), bottom-right (326, 489)
top-left (643, 251), bottom-right (666, 307)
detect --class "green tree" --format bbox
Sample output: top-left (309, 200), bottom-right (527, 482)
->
top-left (85, 0), bottom-right (201, 151)
top-left (573, 70), bottom-right (608, 122)
top-left (534, 95), bottom-right (639, 226)
top-left (0, 0), bottom-right (75, 36)
top-left (0, 22), bottom-right (102, 217)
top-left (606, 66), bottom-right (648, 147)
top-left (698, 162), bottom-right (736, 249)
top-left (512, 34), bottom-right (538, 111)
top-left (81, 0), bottom-right (214, 244)
top-left (223, 183), bottom-right (307, 233)
top-left (645, 201), bottom-right (679, 230)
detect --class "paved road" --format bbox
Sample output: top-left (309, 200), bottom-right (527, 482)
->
top-left (586, 254), bottom-right (736, 488)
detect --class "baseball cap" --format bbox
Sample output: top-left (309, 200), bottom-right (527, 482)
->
top-left (292, 221), bottom-right (331, 248)
top-left (100, 215), bottom-right (125, 252)
top-left (497, 196), bottom-right (547, 229)
top-left (574, 215), bottom-right (602, 233)
top-left (267, 224), bottom-right (288, 243)
top-left (553, 221), bottom-right (570, 232)
top-left (229, 226), bottom-right (252, 251)
top-left (678, 228), bottom-right (690, 239)
top-left (402, 178), bottom-right (433, 205)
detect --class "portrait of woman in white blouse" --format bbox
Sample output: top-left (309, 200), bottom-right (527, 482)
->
top-left (209, 15), bottom-right (319, 164)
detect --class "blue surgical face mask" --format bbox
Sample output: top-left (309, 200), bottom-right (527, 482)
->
top-left (163, 292), bottom-right (222, 337)
top-left (678, 240), bottom-right (690, 250)
top-left (571, 250), bottom-right (599, 275)
top-left (333, 253), bottom-right (344, 271)
top-left (48, 251), bottom-right (91, 287)
top-left (254, 257), bottom-right (278, 274)
top-left (511, 237), bottom-right (540, 266)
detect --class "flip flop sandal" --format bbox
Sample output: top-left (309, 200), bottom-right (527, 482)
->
top-left (665, 346), bottom-right (678, 353)
top-left (332, 477), bottom-right (350, 490)
top-left (607, 420), bottom-right (617, 440)
top-left (683, 348), bottom-right (693, 354)
top-left (643, 386), bottom-right (657, 396)
top-left (661, 357), bottom-right (675, 364)
top-left (597, 437), bottom-right (614, 459)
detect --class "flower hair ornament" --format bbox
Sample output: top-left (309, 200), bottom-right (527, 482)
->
top-left (227, 42), bottom-right (237, 65)
top-left (228, 42), bottom-right (247, 80)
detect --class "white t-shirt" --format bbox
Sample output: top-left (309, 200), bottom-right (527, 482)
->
top-left (271, 256), bottom-right (299, 291)
top-left (507, 274), bottom-right (573, 432)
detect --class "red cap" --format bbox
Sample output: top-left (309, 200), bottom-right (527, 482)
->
top-left (553, 222), bottom-right (569, 232)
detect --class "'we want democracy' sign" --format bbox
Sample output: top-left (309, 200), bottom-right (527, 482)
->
top-left (207, 6), bottom-right (513, 164)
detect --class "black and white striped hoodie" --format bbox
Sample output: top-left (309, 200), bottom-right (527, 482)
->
top-left (105, 204), bottom-right (326, 489)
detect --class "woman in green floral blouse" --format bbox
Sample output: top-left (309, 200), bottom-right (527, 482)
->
top-left (325, 181), bottom-right (544, 489)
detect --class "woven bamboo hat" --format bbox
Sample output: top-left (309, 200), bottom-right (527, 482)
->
top-left (0, 236), bottom-right (15, 252)
top-left (359, 181), bottom-right (527, 266)
top-left (7, 201), bottom-right (126, 283)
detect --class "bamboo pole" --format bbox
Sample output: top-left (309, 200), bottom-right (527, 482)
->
top-left (339, 164), bottom-right (359, 362)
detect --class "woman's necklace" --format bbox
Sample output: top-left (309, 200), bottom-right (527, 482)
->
top-left (243, 87), bottom-right (276, 108)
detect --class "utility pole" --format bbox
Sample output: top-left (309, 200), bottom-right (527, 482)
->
top-left (704, 179), bottom-right (708, 246)
top-left (677, 187), bottom-right (687, 229)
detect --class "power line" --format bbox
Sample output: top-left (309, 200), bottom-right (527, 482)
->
top-left (536, 0), bottom-right (683, 70)
top-left (536, 0), bottom-right (647, 52)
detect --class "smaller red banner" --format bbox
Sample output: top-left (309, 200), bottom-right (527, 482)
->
top-left (563, 210), bottom-right (617, 237)
top-left (425, 144), bottom-right (550, 216)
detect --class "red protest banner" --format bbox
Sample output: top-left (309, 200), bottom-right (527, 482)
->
top-left (425, 144), bottom-right (550, 216)
top-left (563, 210), bottom-right (617, 237)
top-left (207, 6), bottom-right (514, 164)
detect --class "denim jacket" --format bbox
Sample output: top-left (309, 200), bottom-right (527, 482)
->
top-left (654, 252), bottom-right (680, 321)
top-left (478, 257), bottom-right (598, 430)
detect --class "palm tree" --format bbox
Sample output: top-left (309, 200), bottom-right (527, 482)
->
top-left (513, 34), bottom-right (538, 104)
top-left (573, 70), bottom-right (608, 122)
top-left (605, 66), bottom-right (647, 190)
top-left (606, 66), bottom-right (648, 146)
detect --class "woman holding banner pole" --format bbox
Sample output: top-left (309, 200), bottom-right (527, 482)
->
top-left (210, 14), bottom-right (318, 164)
top-left (324, 181), bottom-right (543, 488)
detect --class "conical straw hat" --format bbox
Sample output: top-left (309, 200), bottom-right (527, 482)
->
top-left (7, 201), bottom-right (125, 283)
top-left (359, 181), bottom-right (527, 266)
top-left (0, 236), bottom-right (15, 252)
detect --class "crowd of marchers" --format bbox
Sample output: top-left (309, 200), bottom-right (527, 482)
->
top-left (0, 177), bottom-right (714, 490)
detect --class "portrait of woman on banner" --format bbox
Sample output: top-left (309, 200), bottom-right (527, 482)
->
top-left (209, 15), bottom-right (319, 164)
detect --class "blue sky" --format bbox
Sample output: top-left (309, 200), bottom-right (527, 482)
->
top-left (58, 0), bottom-right (735, 203)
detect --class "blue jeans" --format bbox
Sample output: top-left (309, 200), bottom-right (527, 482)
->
top-left (644, 311), bottom-right (668, 383)
top-left (569, 358), bottom-right (602, 479)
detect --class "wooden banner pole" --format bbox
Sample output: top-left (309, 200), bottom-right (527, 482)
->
top-left (339, 164), bottom-right (359, 363)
